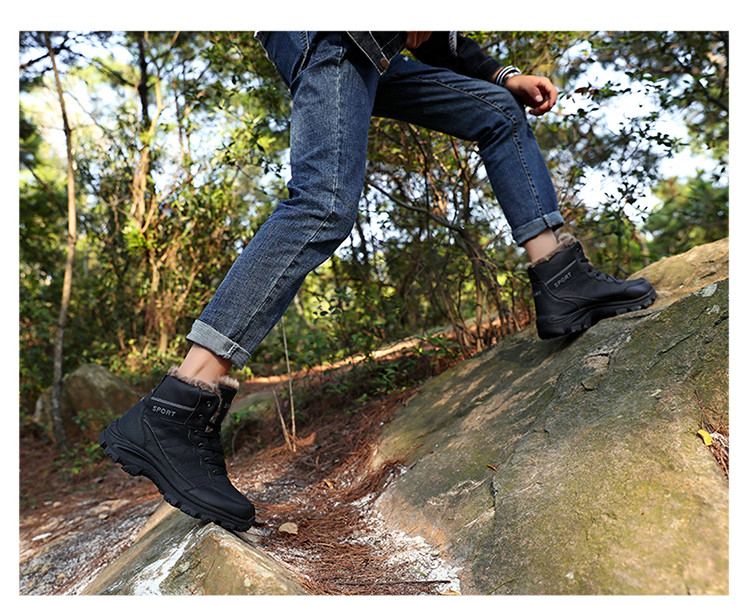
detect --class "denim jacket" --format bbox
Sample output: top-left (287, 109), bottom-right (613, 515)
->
top-left (256, 31), bottom-right (520, 83)
top-left (348, 31), bottom-right (518, 83)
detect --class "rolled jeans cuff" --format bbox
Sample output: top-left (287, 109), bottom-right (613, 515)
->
top-left (186, 320), bottom-right (252, 369)
top-left (512, 211), bottom-right (565, 246)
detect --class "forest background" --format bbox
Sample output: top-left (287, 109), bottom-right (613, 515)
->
top-left (19, 30), bottom-right (728, 449)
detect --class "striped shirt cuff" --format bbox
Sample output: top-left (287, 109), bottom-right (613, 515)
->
top-left (495, 65), bottom-right (522, 85)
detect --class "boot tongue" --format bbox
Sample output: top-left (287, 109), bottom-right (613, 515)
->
top-left (206, 384), bottom-right (237, 432)
top-left (199, 385), bottom-right (237, 475)
top-left (212, 375), bottom-right (239, 428)
top-left (572, 241), bottom-right (592, 265)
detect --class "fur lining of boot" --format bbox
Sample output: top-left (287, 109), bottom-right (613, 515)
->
top-left (527, 232), bottom-right (577, 268)
top-left (218, 374), bottom-right (240, 391)
top-left (167, 366), bottom-right (222, 396)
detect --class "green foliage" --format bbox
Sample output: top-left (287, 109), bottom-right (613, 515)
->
top-left (590, 31), bottom-right (728, 168)
top-left (55, 440), bottom-right (107, 479)
top-left (19, 30), bottom-right (728, 421)
top-left (574, 204), bottom-right (650, 278)
top-left (71, 407), bottom-right (118, 438)
top-left (643, 174), bottom-right (728, 259)
top-left (104, 338), bottom-right (185, 388)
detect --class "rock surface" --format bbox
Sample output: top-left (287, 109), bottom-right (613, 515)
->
top-left (33, 362), bottom-right (140, 442)
top-left (372, 239), bottom-right (729, 595)
top-left (39, 239), bottom-right (728, 595)
top-left (82, 505), bottom-right (308, 595)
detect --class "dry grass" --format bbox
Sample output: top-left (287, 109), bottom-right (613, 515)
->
top-left (695, 389), bottom-right (729, 480)
top-left (230, 351), bottom-right (463, 594)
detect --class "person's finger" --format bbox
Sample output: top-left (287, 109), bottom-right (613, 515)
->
top-left (538, 78), bottom-right (558, 107)
top-left (528, 95), bottom-right (551, 115)
top-left (527, 79), bottom-right (557, 115)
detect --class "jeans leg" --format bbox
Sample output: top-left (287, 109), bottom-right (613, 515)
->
top-left (187, 33), bottom-right (379, 367)
top-left (373, 55), bottom-right (564, 245)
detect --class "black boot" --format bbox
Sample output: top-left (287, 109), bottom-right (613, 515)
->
top-left (99, 367), bottom-right (255, 531)
top-left (527, 234), bottom-right (656, 339)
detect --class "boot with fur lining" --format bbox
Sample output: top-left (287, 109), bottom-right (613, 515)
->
top-left (99, 366), bottom-right (254, 531)
top-left (527, 233), bottom-right (656, 339)
top-left (527, 232), bottom-right (577, 268)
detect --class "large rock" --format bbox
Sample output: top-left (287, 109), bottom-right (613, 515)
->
top-left (74, 240), bottom-right (729, 596)
top-left (82, 505), bottom-right (308, 595)
top-left (372, 239), bottom-right (728, 595)
top-left (33, 363), bottom-right (140, 442)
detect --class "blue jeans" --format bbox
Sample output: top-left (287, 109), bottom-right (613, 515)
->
top-left (187, 32), bottom-right (564, 368)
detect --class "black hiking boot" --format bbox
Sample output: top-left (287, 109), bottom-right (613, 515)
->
top-left (99, 367), bottom-right (255, 531)
top-left (527, 234), bottom-right (657, 339)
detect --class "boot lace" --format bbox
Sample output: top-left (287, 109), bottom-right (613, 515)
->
top-left (192, 414), bottom-right (228, 476)
top-left (579, 256), bottom-right (620, 283)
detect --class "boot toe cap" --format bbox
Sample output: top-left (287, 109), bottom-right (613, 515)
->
top-left (186, 485), bottom-right (255, 521)
top-left (625, 277), bottom-right (656, 299)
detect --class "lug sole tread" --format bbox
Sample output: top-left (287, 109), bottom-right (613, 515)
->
top-left (537, 290), bottom-right (657, 340)
top-left (99, 427), bottom-right (253, 532)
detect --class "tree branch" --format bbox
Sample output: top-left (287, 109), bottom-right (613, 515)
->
top-left (367, 181), bottom-right (464, 234)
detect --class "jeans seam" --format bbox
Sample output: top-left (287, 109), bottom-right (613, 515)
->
top-left (235, 43), bottom-right (346, 347)
top-left (513, 211), bottom-right (564, 244)
top-left (403, 74), bottom-right (546, 221)
top-left (188, 320), bottom-right (250, 366)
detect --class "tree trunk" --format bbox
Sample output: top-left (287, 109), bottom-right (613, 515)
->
top-left (46, 33), bottom-right (76, 450)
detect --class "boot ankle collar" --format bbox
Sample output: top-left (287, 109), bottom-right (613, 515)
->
top-left (167, 366), bottom-right (220, 396)
top-left (218, 374), bottom-right (239, 391)
top-left (527, 233), bottom-right (577, 268)
top-left (167, 366), bottom-right (239, 395)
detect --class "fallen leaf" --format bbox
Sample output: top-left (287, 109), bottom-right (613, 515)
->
top-left (323, 479), bottom-right (334, 489)
top-left (439, 589), bottom-right (461, 595)
top-left (487, 464), bottom-right (498, 471)
top-left (279, 522), bottom-right (298, 535)
top-left (697, 429), bottom-right (713, 446)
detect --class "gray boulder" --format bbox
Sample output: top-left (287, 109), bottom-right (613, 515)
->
top-left (33, 363), bottom-right (139, 442)
top-left (69, 239), bottom-right (728, 596)
top-left (373, 239), bottom-right (728, 595)
top-left (82, 505), bottom-right (308, 595)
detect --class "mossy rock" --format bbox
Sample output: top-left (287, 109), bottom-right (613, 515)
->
top-left (83, 505), bottom-right (307, 595)
top-left (33, 363), bottom-right (140, 442)
top-left (374, 241), bottom-right (728, 595)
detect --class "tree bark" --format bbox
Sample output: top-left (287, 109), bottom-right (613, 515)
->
top-left (46, 33), bottom-right (76, 449)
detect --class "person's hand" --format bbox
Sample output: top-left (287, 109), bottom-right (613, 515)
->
top-left (405, 31), bottom-right (431, 49)
top-left (503, 74), bottom-right (558, 116)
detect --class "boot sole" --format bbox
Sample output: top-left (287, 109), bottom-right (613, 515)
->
top-left (537, 288), bottom-right (657, 340)
top-left (99, 423), bottom-right (254, 532)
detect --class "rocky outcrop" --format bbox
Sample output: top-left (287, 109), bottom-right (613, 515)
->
top-left (82, 506), bottom-right (308, 595)
top-left (52, 238), bottom-right (727, 596)
top-left (372, 238), bottom-right (728, 595)
top-left (33, 363), bottom-right (140, 442)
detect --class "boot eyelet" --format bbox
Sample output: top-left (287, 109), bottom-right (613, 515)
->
top-left (197, 442), bottom-right (204, 449)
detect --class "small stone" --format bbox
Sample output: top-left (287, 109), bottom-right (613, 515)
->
top-left (278, 522), bottom-right (298, 535)
top-left (31, 532), bottom-right (52, 542)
